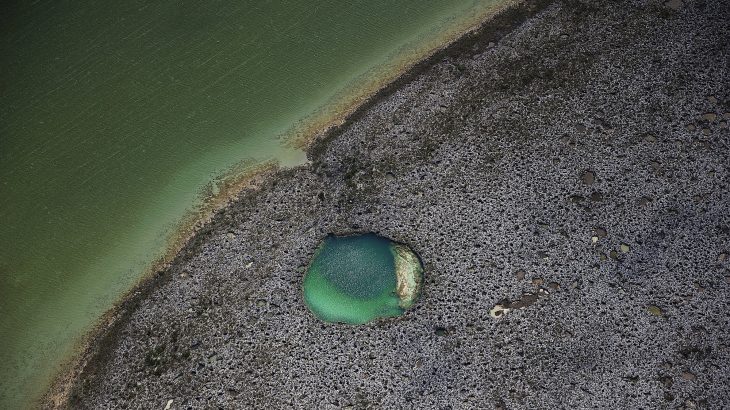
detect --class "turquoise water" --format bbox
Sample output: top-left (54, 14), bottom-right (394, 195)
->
top-left (0, 0), bottom-right (503, 407)
top-left (304, 235), bottom-right (402, 323)
top-left (303, 234), bottom-right (422, 324)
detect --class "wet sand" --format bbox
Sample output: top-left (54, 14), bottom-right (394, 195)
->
top-left (57, 0), bottom-right (730, 408)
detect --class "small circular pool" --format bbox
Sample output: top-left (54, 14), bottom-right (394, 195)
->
top-left (302, 233), bottom-right (423, 324)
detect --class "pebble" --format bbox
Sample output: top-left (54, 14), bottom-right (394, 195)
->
top-left (489, 304), bottom-right (510, 319)
top-left (638, 196), bottom-right (652, 206)
top-left (681, 371), bottom-right (697, 381)
top-left (582, 170), bottom-right (595, 185)
top-left (648, 305), bottom-right (663, 316)
top-left (702, 113), bottom-right (717, 122)
top-left (665, 0), bottom-right (683, 10)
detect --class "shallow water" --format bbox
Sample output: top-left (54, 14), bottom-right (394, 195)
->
top-left (0, 0), bottom-right (503, 407)
top-left (304, 234), bottom-right (403, 324)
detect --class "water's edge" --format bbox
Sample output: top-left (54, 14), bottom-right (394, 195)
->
top-left (44, 0), bottom-right (550, 407)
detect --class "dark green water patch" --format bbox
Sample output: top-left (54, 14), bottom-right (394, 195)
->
top-left (303, 234), bottom-right (423, 324)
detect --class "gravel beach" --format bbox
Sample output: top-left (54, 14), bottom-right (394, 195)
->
top-left (60, 0), bottom-right (730, 408)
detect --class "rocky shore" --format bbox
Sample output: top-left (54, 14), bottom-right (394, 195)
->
top-left (59, 0), bottom-right (729, 408)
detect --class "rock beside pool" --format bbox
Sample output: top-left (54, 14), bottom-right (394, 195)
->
top-left (392, 243), bottom-right (423, 309)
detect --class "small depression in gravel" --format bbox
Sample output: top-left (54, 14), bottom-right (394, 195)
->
top-left (303, 233), bottom-right (423, 324)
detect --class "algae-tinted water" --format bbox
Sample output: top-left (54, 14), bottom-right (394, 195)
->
top-left (0, 0), bottom-right (502, 407)
top-left (303, 234), bottom-right (422, 324)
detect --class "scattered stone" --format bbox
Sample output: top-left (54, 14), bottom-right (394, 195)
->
top-left (592, 235), bottom-right (599, 244)
top-left (595, 227), bottom-right (608, 238)
top-left (686, 124), bottom-right (696, 131)
top-left (515, 270), bottom-right (526, 280)
top-left (665, 0), bottom-right (683, 10)
top-left (638, 196), bottom-right (653, 206)
top-left (620, 243), bottom-right (631, 253)
top-left (708, 96), bottom-right (718, 104)
top-left (590, 191), bottom-right (603, 201)
top-left (650, 161), bottom-right (662, 172)
top-left (569, 194), bottom-right (586, 203)
top-left (531, 277), bottom-right (544, 286)
top-left (434, 326), bottom-right (449, 336)
top-left (724, 112), bottom-right (730, 119)
top-left (681, 371), bottom-right (697, 381)
top-left (718, 252), bottom-right (728, 263)
top-left (643, 134), bottom-right (657, 143)
top-left (576, 123), bottom-right (587, 132)
top-left (164, 399), bottom-right (174, 410)
top-left (648, 305), bottom-right (663, 317)
top-left (489, 304), bottom-right (510, 319)
top-left (683, 399), bottom-right (698, 409)
top-left (609, 250), bottom-right (619, 259)
top-left (660, 376), bottom-right (673, 388)
top-left (581, 170), bottom-right (595, 185)
top-left (548, 282), bottom-right (560, 290)
top-left (508, 292), bottom-right (540, 309)
top-left (702, 113), bottom-right (717, 122)
top-left (226, 232), bottom-right (236, 240)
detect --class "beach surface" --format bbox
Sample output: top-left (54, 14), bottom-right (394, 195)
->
top-left (61, 0), bottom-right (730, 408)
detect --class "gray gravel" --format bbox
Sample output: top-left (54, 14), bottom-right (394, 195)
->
top-left (65, 0), bottom-right (730, 408)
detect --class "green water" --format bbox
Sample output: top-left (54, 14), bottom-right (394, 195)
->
top-left (0, 0), bottom-right (500, 407)
top-left (303, 234), bottom-right (420, 324)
